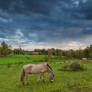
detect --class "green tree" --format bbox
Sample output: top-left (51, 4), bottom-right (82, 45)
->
top-left (13, 48), bottom-right (24, 55)
top-left (56, 49), bottom-right (62, 56)
top-left (84, 47), bottom-right (89, 59)
top-left (0, 41), bottom-right (11, 56)
top-left (48, 49), bottom-right (53, 57)
top-left (88, 45), bottom-right (92, 59)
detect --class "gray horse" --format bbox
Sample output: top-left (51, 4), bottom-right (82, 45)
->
top-left (20, 63), bottom-right (54, 85)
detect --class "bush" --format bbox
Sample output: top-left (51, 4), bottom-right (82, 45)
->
top-left (62, 62), bottom-right (85, 71)
top-left (69, 62), bottom-right (84, 71)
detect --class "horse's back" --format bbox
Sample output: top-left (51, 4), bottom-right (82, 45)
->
top-left (23, 63), bottom-right (47, 74)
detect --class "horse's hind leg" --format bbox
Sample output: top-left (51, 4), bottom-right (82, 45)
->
top-left (25, 73), bottom-right (30, 85)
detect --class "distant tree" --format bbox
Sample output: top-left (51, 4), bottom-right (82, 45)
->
top-left (0, 47), bottom-right (2, 56)
top-left (34, 49), bottom-right (48, 55)
top-left (84, 47), bottom-right (89, 59)
top-left (51, 48), bottom-right (56, 55)
top-left (41, 49), bottom-right (47, 55)
top-left (75, 48), bottom-right (84, 59)
top-left (0, 41), bottom-right (11, 56)
top-left (88, 45), bottom-right (92, 59)
top-left (56, 49), bottom-right (62, 56)
top-left (65, 49), bottom-right (74, 59)
top-left (48, 49), bottom-right (53, 57)
top-left (34, 49), bottom-right (41, 52)
top-left (13, 48), bottom-right (24, 55)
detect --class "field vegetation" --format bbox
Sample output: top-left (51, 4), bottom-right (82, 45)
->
top-left (0, 55), bottom-right (92, 92)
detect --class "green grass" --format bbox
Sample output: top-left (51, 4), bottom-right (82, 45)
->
top-left (0, 55), bottom-right (92, 92)
top-left (0, 55), bottom-right (46, 65)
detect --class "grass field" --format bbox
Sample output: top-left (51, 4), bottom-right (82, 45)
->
top-left (0, 55), bottom-right (92, 92)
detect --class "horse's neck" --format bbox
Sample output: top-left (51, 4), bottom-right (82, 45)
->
top-left (47, 68), bottom-right (53, 74)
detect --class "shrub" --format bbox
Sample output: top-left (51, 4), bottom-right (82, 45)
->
top-left (69, 62), bottom-right (84, 71)
top-left (62, 62), bottom-right (85, 71)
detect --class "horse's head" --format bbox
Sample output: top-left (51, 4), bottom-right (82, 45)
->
top-left (49, 71), bottom-right (54, 82)
top-left (47, 64), bottom-right (54, 82)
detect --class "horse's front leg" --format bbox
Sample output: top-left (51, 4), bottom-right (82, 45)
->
top-left (25, 73), bottom-right (30, 85)
top-left (41, 73), bottom-right (45, 83)
top-left (37, 74), bottom-right (41, 83)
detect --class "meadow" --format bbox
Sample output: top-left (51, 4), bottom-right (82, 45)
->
top-left (0, 55), bottom-right (92, 92)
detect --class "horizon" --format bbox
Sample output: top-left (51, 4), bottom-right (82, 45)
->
top-left (0, 0), bottom-right (92, 50)
top-left (9, 41), bottom-right (89, 51)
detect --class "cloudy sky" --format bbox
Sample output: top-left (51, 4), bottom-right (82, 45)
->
top-left (0, 0), bottom-right (92, 50)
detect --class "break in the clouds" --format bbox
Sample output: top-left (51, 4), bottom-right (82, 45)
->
top-left (0, 0), bottom-right (92, 50)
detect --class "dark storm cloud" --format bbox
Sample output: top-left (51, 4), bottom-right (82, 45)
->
top-left (81, 0), bottom-right (92, 19)
top-left (0, 0), bottom-right (92, 47)
top-left (0, 0), bottom-right (57, 14)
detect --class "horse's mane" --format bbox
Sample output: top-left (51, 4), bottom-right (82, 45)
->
top-left (47, 64), bottom-right (53, 72)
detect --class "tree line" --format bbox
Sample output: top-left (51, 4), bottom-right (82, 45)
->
top-left (34, 46), bottom-right (92, 59)
top-left (0, 41), bottom-right (92, 59)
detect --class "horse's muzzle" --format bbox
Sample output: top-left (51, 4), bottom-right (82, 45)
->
top-left (50, 80), bottom-right (54, 83)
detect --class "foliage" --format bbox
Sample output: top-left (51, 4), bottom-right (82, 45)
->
top-left (62, 62), bottom-right (85, 71)
top-left (13, 48), bottom-right (25, 55)
top-left (1, 41), bottom-right (92, 60)
top-left (0, 41), bottom-right (12, 57)
top-left (69, 62), bottom-right (84, 71)
top-left (34, 45), bottom-right (92, 60)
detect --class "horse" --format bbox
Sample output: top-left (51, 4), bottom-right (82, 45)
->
top-left (20, 63), bottom-right (54, 85)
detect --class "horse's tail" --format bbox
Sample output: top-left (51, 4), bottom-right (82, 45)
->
top-left (20, 68), bottom-right (25, 85)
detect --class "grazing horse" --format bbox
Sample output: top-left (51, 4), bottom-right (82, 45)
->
top-left (20, 63), bottom-right (54, 85)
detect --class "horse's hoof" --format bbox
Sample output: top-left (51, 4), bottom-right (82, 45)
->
top-left (50, 80), bottom-right (54, 83)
